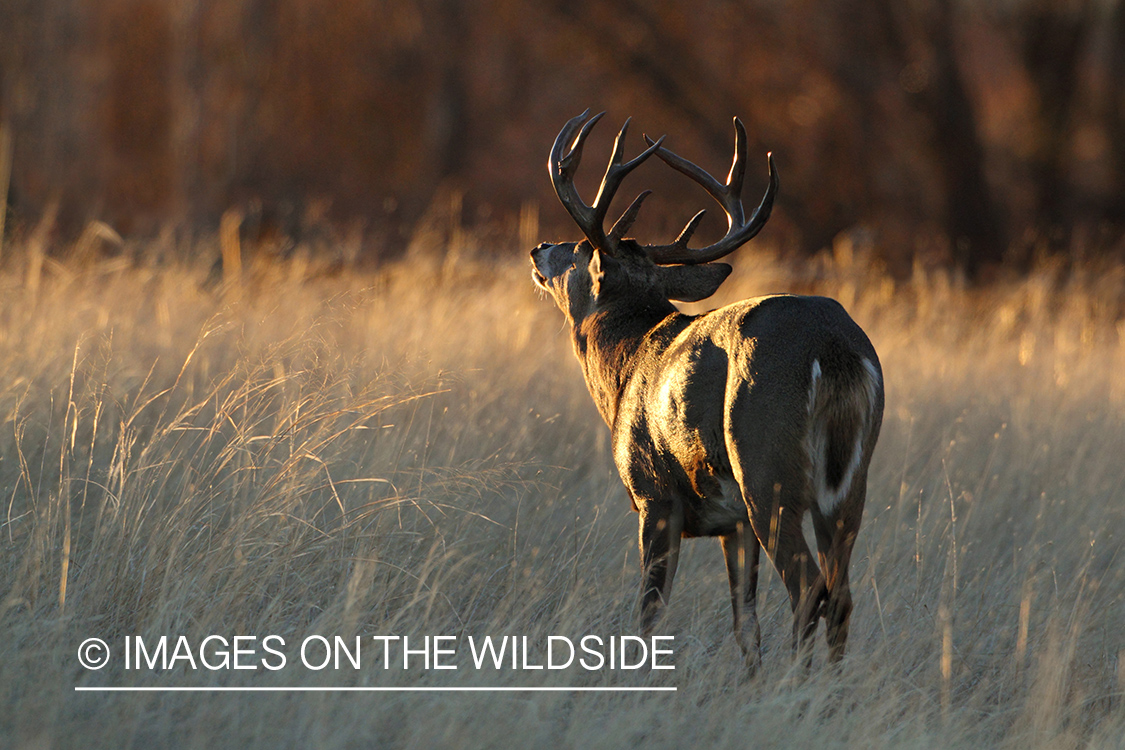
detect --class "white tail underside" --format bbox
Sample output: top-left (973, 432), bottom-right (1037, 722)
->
top-left (805, 357), bottom-right (881, 515)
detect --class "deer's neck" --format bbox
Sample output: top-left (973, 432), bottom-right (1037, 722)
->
top-left (573, 299), bottom-right (682, 428)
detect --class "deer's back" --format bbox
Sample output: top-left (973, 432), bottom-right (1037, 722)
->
top-left (612, 294), bottom-right (880, 528)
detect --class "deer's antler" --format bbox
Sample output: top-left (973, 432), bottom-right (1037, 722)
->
top-left (641, 118), bottom-right (778, 265)
top-left (549, 110), bottom-right (665, 255)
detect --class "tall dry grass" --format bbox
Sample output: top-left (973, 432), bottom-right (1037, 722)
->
top-left (0, 237), bottom-right (1123, 748)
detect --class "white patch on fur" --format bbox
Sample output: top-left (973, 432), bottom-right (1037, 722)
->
top-left (809, 359), bottom-right (822, 393)
top-left (805, 357), bottom-right (880, 516)
top-left (861, 357), bottom-right (881, 408)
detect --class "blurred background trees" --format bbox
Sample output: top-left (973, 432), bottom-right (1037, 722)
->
top-left (1, 0), bottom-right (1123, 278)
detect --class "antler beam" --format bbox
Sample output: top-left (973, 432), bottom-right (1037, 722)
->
top-left (642, 118), bottom-right (779, 265)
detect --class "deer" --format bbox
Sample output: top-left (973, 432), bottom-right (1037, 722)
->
top-left (530, 111), bottom-right (884, 666)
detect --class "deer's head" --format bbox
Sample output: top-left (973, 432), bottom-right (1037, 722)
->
top-left (531, 111), bottom-right (779, 326)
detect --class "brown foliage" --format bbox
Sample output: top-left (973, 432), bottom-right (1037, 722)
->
top-left (1, 0), bottom-right (1123, 275)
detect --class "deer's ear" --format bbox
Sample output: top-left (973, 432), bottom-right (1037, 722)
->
top-left (656, 263), bottom-right (733, 302)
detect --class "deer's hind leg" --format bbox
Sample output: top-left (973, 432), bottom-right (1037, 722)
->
top-left (810, 472), bottom-right (867, 663)
top-left (730, 466), bottom-right (826, 655)
top-left (721, 521), bottom-right (762, 669)
top-left (725, 387), bottom-right (827, 659)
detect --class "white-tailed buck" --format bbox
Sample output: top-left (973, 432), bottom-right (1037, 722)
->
top-left (531, 111), bottom-right (884, 665)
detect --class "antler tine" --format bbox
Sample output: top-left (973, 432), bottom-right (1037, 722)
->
top-left (549, 110), bottom-right (603, 246)
top-left (607, 190), bottom-right (652, 242)
top-left (549, 111), bottom-right (664, 255)
top-left (642, 118), bottom-right (778, 265)
top-left (645, 209), bottom-right (709, 263)
top-left (595, 120), bottom-right (663, 204)
top-left (726, 117), bottom-right (748, 226)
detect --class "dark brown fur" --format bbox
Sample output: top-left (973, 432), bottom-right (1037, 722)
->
top-left (533, 114), bottom-right (883, 666)
top-left (533, 241), bottom-right (884, 665)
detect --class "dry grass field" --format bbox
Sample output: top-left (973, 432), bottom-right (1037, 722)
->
top-left (1, 237), bottom-right (1124, 748)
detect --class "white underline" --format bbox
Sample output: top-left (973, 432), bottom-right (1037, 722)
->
top-left (75, 686), bottom-right (676, 693)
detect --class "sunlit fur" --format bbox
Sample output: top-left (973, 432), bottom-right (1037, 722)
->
top-left (532, 236), bottom-right (884, 665)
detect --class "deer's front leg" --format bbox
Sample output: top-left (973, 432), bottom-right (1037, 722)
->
top-left (638, 504), bottom-right (683, 635)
